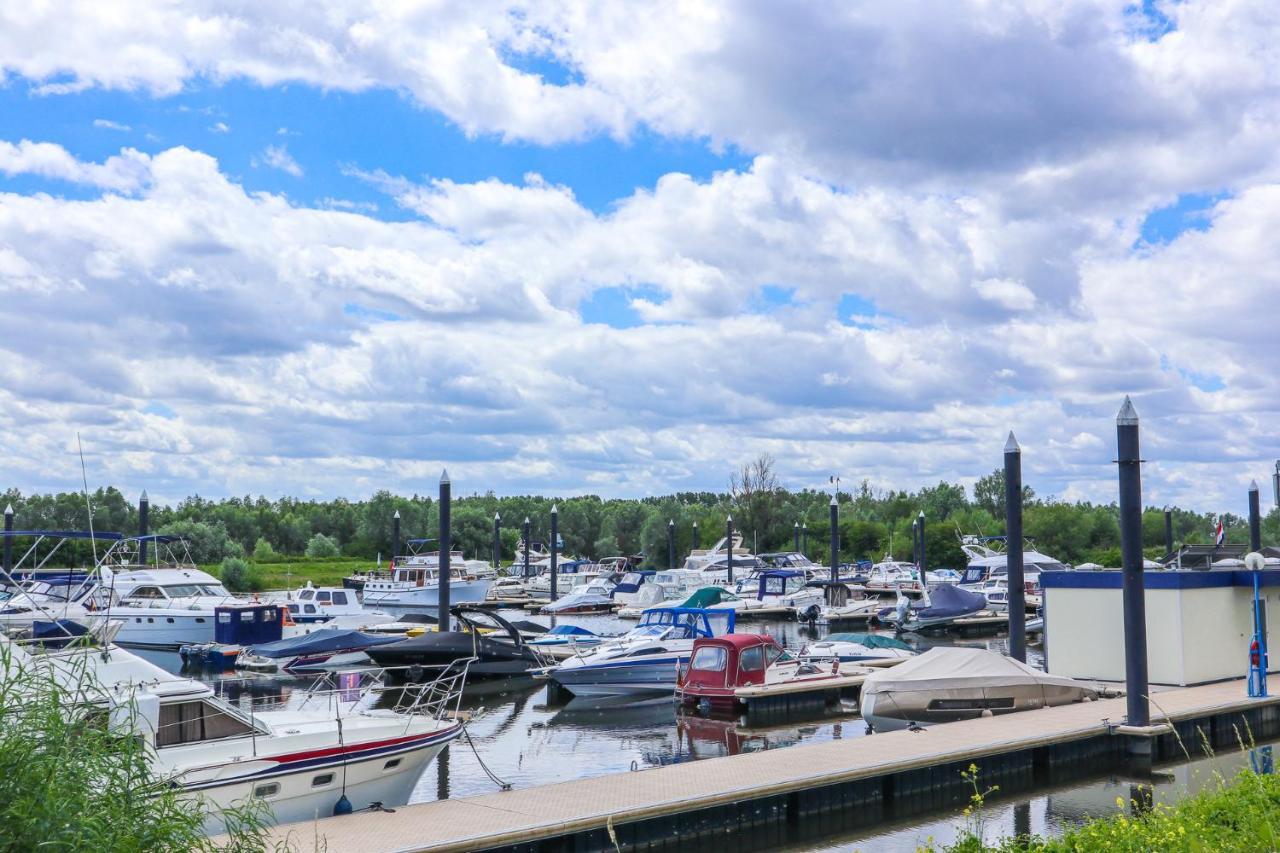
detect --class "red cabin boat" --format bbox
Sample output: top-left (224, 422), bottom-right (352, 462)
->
top-left (678, 633), bottom-right (845, 709)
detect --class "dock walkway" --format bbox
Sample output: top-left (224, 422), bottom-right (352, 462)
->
top-left (263, 679), bottom-right (1279, 852)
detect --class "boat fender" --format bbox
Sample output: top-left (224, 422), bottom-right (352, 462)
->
top-left (333, 794), bottom-right (353, 816)
top-left (831, 659), bottom-right (840, 675)
top-left (981, 709), bottom-right (994, 717)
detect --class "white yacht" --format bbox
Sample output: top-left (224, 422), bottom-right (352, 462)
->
top-left (864, 560), bottom-right (924, 593)
top-left (361, 553), bottom-right (492, 611)
top-left (957, 536), bottom-right (1068, 589)
top-left (264, 583), bottom-right (397, 630)
top-left (3, 634), bottom-right (466, 832)
top-left (95, 566), bottom-right (239, 648)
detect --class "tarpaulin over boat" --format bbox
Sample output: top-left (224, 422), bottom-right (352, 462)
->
top-left (915, 584), bottom-right (986, 619)
top-left (863, 646), bottom-right (1092, 694)
top-left (247, 627), bottom-right (401, 658)
top-left (679, 586), bottom-right (735, 608)
top-left (825, 632), bottom-right (913, 651)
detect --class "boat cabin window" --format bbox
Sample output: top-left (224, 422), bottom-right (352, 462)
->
top-left (690, 646), bottom-right (727, 672)
top-left (156, 700), bottom-right (257, 747)
top-left (303, 604), bottom-right (317, 614)
top-left (299, 589), bottom-right (314, 601)
top-left (620, 572), bottom-right (644, 586)
top-left (129, 586), bottom-right (166, 600)
top-left (316, 591), bottom-right (331, 603)
top-left (253, 783), bottom-right (279, 799)
top-left (624, 647), bottom-right (669, 657)
top-left (764, 645), bottom-right (786, 667)
top-left (739, 645), bottom-right (766, 672)
top-left (332, 591), bottom-right (348, 605)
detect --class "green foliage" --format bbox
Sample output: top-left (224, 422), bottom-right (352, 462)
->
top-left (252, 537), bottom-right (276, 561)
top-left (157, 519), bottom-right (242, 564)
top-left (0, 644), bottom-right (284, 852)
top-left (304, 532), bottom-right (340, 558)
top-left (218, 556), bottom-right (262, 592)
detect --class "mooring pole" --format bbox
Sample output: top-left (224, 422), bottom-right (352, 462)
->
top-left (493, 512), bottom-right (501, 570)
top-left (1164, 508), bottom-right (1174, 559)
top-left (692, 520), bottom-right (699, 556)
top-left (1249, 480), bottom-right (1269, 698)
top-left (1251, 481), bottom-right (1263, 552)
top-left (549, 504), bottom-right (559, 601)
top-left (911, 516), bottom-right (919, 565)
top-left (3, 504), bottom-right (12, 574)
top-left (438, 471), bottom-right (451, 630)
top-left (917, 510), bottom-right (927, 581)
top-left (1005, 432), bottom-right (1027, 662)
top-left (802, 522), bottom-right (808, 559)
top-left (668, 519), bottom-right (675, 571)
top-left (523, 517), bottom-right (531, 579)
top-left (726, 516), bottom-right (734, 586)
top-left (138, 489), bottom-right (150, 565)
top-left (794, 521), bottom-right (800, 553)
top-left (1116, 396), bottom-right (1149, 726)
top-left (829, 495), bottom-right (839, 582)
top-left (392, 509), bottom-right (401, 565)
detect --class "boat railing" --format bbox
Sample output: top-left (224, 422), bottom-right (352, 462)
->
top-left (253, 659), bottom-right (478, 724)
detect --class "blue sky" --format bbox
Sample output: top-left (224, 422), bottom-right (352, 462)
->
top-left (0, 1), bottom-right (1277, 512)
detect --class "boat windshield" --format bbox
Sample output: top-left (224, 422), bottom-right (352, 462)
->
top-left (165, 584), bottom-right (231, 598)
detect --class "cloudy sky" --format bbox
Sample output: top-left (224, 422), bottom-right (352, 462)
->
top-left (1, 0), bottom-right (1278, 510)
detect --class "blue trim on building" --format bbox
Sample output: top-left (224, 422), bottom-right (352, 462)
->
top-left (1041, 570), bottom-right (1280, 590)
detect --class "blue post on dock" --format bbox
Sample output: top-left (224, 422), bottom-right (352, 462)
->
top-left (138, 490), bottom-right (149, 565)
top-left (829, 495), bottom-right (839, 582)
top-left (550, 504), bottom-right (559, 601)
top-left (523, 517), bottom-right (531, 578)
top-left (1116, 396), bottom-right (1150, 726)
top-left (1249, 480), bottom-right (1268, 698)
top-left (726, 516), bottom-right (734, 586)
top-left (438, 471), bottom-right (451, 631)
top-left (493, 512), bottom-right (501, 570)
top-left (1005, 432), bottom-right (1027, 663)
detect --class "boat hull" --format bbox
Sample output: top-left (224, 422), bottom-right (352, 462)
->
top-left (549, 656), bottom-right (686, 697)
top-left (111, 612), bottom-right (216, 648)
top-left (361, 579), bottom-right (492, 610)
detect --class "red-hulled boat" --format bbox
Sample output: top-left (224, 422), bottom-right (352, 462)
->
top-left (676, 633), bottom-right (848, 710)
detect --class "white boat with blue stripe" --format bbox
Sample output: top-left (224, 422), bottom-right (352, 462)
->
top-left (545, 607), bottom-right (736, 698)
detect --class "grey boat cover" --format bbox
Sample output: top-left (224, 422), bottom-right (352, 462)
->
top-left (862, 647), bottom-right (1093, 694)
top-left (915, 584), bottom-right (986, 619)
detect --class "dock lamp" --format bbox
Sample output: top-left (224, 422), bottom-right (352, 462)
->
top-left (1246, 551), bottom-right (1269, 698)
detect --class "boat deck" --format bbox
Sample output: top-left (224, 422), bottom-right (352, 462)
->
top-left (260, 678), bottom-right (1275, 852)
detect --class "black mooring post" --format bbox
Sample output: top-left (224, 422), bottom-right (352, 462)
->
top-left (1164, 508), bottom-right (1174, 558)
top-left (1250, 481), bottom-right (1262, 552)
top-left (549, 504), bottom-right (559, 601)
top-left (1117, 396), bottom-right (1150, 727)
top-left (138, 490), bottom-right (150, 565)
top-left (2, 504), bottom-right (13, 574)
top-left (692, 521), bottom-right (699, 556)
top-left (917, 510), bottom-right (927, 578)
top-left (726, 516), bottom-right (735, 586)
top-left (794, 521), bottom-right (800, 553)
top-left (392, 509), bottom-right (401, 563)
top-left (438, 471), bottom-right (451, 631)
top-left (829, 495), bottom-right (839, 582)
top-left (911, 516), bottom-right (919, 565)
top-left (668, 519), bottom-right (675, 571)
top-left (493, 512), bottom-right (501, 569)
top-left (523, 517), bottom-right (531, 579)
top-left (1005, 432), bottom-right (1027, 662)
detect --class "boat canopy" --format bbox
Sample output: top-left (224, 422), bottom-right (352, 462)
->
top-left (546, 624), bottom-right (597, 637)
top-left (679, 586), bottom-right (737, 609)
top-left (825, 632), bottom-right (913, 651)
top-left (1, 529), bottom-right (124, 540)
top-left (863, 646), bottom-right (1091, 693)
top-left (914, 583), bottom-right (986, 619)
top-left (247, 627), bottom-right (400, 658)
top-left (638, 606), bottom-right (735, 638)
top-left (612, 570), bottom-right (656, 595)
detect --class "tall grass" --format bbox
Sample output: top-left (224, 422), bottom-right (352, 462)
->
top-left (0, 643), bottom-right (285, 852)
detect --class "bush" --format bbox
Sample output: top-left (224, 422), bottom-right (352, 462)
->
top-left (0, 644), bottom-right (281, 851)
top-left (158, 519), bottom-right (239, 564)
top-left (218, 556), bottom-right (262, 592)
top-left (252, 537), bottom-right (276, 561)
top-left (304, 533), bottom-right (340, 559)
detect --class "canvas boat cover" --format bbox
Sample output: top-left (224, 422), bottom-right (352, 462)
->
top-left (680, 586), bottom-right (735, 608)
top-left (825, 632), bottom-right (913, 651)
top-left (546, 624), bottom-right (598, 637)
top-left (862, 646), bottom-right (1091, 694)
top-left (915, 583), bottom-right (986, 619)
top-left (248, 627), bottom-right (401, 658)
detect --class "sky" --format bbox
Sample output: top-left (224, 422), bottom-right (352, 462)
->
top-left (1, 0), bottom-right (1279, 512)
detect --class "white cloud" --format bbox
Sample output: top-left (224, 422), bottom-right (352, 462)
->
top-left (93, 118), bottom-right (131, 131)
top-left (209, 121), bottom-right (230, 133)
top-left (0, 140), bottom-right (151, 191)
top-left (255, 143), bottom-right (302, 177)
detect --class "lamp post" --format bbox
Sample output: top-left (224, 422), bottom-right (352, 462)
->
top-left (1248, 481), bottom-right (1268, 698)
top-left (794, 521), bottom-right (800, 552)
top-left (392, 510), bottom-right (401, 565)
top-left (2, 504), bottom-right (12, 575)
top-left (917, 510), bottom-right (927, 578)
top-left (802, 522), bottom-right (808, 559)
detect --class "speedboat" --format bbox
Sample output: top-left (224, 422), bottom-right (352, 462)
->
top-left (610, 570), bottom-right (657, 606)
top-left (527, 624), bottom-right (610, 654)
top-left (545, 607), bottom-right (735, 698)
top-left (860, 646), bottom-right (1099, 732)
top-left (676, 633), bottom-right (872, 711)
top-left (733, 569), bottom-right (824, 611)
top-left (956, 536), bottom-right (1068, 589)
top-left (678, 585), bottom-right (758, 613)
top-left (976, 574), bottom-right (1042, 612)
top-left (795, 581), bottom-right (883, 623)
top-left (799, 632), bottom-right (916, 664)
top-left (367, 606), bottom-right (547, 684)
top-left (880, 584), bottom-right (988, 632)
top-left (540, 579), bottom-right (617, 614)
top-left (522, 559), bottom-right (601, 599)
top-left (3, 632), bottom-right (467, 832)
top-left (927, 569), bottom-right (962, 586)
top-left (236, 627), bottom-right (405, 673)
top-left (864, 560), bottom-right (925, 593)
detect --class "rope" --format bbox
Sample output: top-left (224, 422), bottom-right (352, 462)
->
top-left (461, 723), bottom-right (511, 790)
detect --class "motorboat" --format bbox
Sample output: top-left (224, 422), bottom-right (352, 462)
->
top-left (236, 627), bottom-right (405, 673)
top-left (682, 534), bottom-right (755, 573)
top-left (795, 581), bottom-right (884, 623)
top-left (860, 646), bottom-right (1100, 732)
top-left (733, 570), bottom-right (824, 611)
top-left (539, 579), bottom-right (617, 614)
top-left (522, 559), bottom-right (601, 599)
top-left (881, 583), bottom-right (988, 632)
top-left (95, 566), bottom-right (240, 648)
top-left (526, 624), bottom-right (611, 654)
top-left (360, 555), bottom-right (492, 611)
top-left (799, 632), bottom-right (916, 664)
top-left (927, 569), bottom-right (962, 586)
top-left (2, 632), bottom-right (467, 832)
top-left (676, 633), bottom-right (872, 711)
top-left (264, 583), bottom-right (396, 629)
top-left (367, 606), bottom-right (548, 684)
top-left (677, 585), bottom-right (758, 613)
top-left (864, 560), bottom-right (925, 593)
top-left (956, 536), bottom-right (1068, 589)
top-left (977, 575), bottom-right (1042, 611)
top-left (758, 552), bottom-right (823, 573)
top-left (610, 570), bottom-right (657, 606)
top-left (545, 607), bottom-right (736, 698)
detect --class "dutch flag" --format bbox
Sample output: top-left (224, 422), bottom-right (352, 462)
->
top-left (1215, 517), bottom-right (1226, 547)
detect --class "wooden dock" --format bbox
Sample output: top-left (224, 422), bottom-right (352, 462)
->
top-left (259, 678), bottom-right (1280, 853)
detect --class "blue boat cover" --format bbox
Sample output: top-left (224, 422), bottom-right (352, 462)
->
top-left (916, 584), bottom-right (986, 619)
top-left (247, 627), bottom-right (401, 658)
top-left (32, 619), bottom-right (89, 640)
top-left (547, 624), bottom-right (597, 637)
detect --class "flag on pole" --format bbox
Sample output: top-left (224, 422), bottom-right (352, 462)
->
top-left (1215, 517), bottom-right (1226, 546)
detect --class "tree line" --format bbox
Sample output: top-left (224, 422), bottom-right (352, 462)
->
top-left (3, 459), bottom-right (1275, 570)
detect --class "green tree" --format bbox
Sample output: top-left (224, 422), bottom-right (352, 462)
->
top-left (304, 533), bottom-right (340, 558)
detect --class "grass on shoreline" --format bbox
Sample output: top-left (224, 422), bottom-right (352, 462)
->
top-left (202, 558), bottom-right (371, 590)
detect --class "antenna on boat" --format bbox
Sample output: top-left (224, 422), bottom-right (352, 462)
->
top-left (77, 433), bottom-right (100, 568)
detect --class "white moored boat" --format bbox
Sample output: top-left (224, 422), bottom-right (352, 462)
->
top-left (361, 548), bottom-right (492, 611)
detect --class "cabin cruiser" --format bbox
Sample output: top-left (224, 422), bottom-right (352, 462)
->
top-left (545, 607), bottom-right (735, 697)
top-left (2, 632), bottom-right (467, 832)
top-left (733, 570), bottom-right (824, 611)
top-left (758, 552), bottom-right (822, 573)
top-left (796, 582), bottom-right (884, 623)
top-left (610, 570), bottom-right (657, 606)
top-left (264, 583), bottom-right (397, 630)
top-left (926, 569), bottom-right (962, 586)
top-left (799, 632), bottom-right (916, 664)
top-left (682, 534), bottom-right (755, 572)
top-left (368, 606), bottom-right (548, 684)
top-left (976, 575), bottom-right (1042, 611)
top-left (361, 558), bottom-right (492, 611)
top-left (539, 578), bottom-right (617, 614)
top-left (522, 559), bottom-right (601, 599)
top-left (526, 624), bottom-right (611, 654)
top-left (956, 536), bottom-right (1068, 589)
top-left (94, 566), bottom-right (239, 648)
top-left (860, 647), bottom-right (1099, 732)
top-left (864, 560), bottom-right (924, 593)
